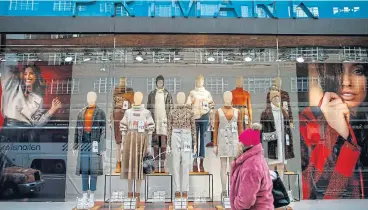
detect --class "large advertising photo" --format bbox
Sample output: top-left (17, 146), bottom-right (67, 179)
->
top-left (297, 63), bottom-right (368, 200)
top-left (0, 57), bottom-right (72, 201)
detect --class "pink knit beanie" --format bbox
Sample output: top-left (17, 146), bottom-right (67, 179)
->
top-left (239, 123), bottom-right (262, 147)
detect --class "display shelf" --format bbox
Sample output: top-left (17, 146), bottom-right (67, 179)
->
top-left (188, 173), bottom-right (214, 202)
top-left (169, 205), bottom-right (194, 210)
top-left (284, 171), bottom-right (301, 201)
top-left (144, 173), bottom-right (173, 203)
top-left (215, 205), bottom-right (225, 210)
top-left (275, 206), bottom-right (293, 210)
top-left (72, 206), bottom-right (101, 210)
top-left (189, 172), bottom-right (209, 175)
top-left (103, 173), bottom-right (136, 203)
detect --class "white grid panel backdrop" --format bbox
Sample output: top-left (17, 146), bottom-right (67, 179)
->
top-left (94, 77), bottom-right (133, 93)
top-left (243, 77), bottom-right (274, 93)
top-left (147, 77), bottom-right (181, 94)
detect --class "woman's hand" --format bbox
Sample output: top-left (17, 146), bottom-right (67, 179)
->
top-left (320, 92), bottom-right (350, 139)
top-left (50, 97), bottom-right (62, 114)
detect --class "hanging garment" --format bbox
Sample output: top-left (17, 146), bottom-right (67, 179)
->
top-left (266, 88), bottom-right (293, 123)
top-left (111, 87), bottom-right (134, 144)
top-left (120, 106), bottom-right (155, 180)
top-left (231, 87), bottom-right (253, 126)
top-left (147, 88), bottom-right (173, 136)
top-left (171, 129), bottom-right (192, 192)
top-left (217, 108), bottom-right (239, 158)
top-left (168, 104), bottom-right (196, 192)
top-left (260, 105), bottom-right (294, 161)
top-left (186, 87), bottom-right (214, 120)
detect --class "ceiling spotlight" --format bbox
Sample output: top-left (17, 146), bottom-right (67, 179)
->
top-left (100, 68), bottom-right (106, 72)
top-left (83, 57), bottom-right (91, 62)
top-left (244, 56), bottom-right (252, 62)
top-left (296, 55), bottom-right (305, 63)
top-left (64, 57), bottom-right (73, 62)
top-left (207, 56), bottom-right (215, 62)
top-left (135, 52), bottom-right (144, 62)
top-left (135, 56), bottom-right (144, 62)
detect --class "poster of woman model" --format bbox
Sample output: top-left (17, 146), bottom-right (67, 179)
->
top-left (0, 59), bottom-right (72, 201)
top-left (297, 63), bottom-right (368, 200)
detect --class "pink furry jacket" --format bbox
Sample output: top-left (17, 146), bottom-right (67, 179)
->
top-left (230, 144), bottom-right (274, 210)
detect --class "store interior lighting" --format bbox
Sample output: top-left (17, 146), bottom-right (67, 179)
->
top-left (207, 54), bottom-right (216, 62)
top-left (244, 55), bottom-right (252, 62)
top-left (135, 52), bottom-right (144, 62)
top-left (173, 51), bottom-right (183, 61)
top-left (296, 55), bottom-right (305, 63)
top-left (83, 57), bottom-right (91, 62)
top-left (64, 56), bottom-right (73, 62)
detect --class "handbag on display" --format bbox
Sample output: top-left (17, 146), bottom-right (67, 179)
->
top-left (262, 131), bottom-right (278, 142)
top-left (270, 170), bottom-right (290, 208)
top-left (143, 154), bottom-right (154, 174)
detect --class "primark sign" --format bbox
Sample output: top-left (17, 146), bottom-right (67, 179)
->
top-left (0, 0), bottom-right (367, 18)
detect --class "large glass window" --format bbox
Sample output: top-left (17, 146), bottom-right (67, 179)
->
top-left (1, 33), bottom-right (367, 208)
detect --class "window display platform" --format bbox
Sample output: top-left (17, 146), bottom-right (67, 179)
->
top-left (3, 200), bottom-right (368, 210)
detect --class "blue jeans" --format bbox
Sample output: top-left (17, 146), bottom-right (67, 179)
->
top-left (195, 113), bottom-right (209, 158)
top-left (80, 133), bottom-right (97, 191)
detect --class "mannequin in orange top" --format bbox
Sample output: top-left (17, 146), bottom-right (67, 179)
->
top-left (231, 76), bottom-right (252, 129)
top-left (213, 91), bottom-right (243, 197)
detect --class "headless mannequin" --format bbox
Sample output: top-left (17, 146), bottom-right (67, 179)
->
top-left (269, 94), bottom-right (286, 181)
top-left (213, 91), bottom-right (243, 196)
top-left (170, 92), bottom-right (197, 198)
top-left (272, 77), bottom-right (294, 129)
top-left (231, 76), bottom-right (252, 129)
top-left (73, 91), bottom-right (100, 207)
top-left (120, 92), bottom-right (151, 201)
top-left (110, 77), bottom-right (131, 173)
top-left (187, 75), bottom-right (214, 172)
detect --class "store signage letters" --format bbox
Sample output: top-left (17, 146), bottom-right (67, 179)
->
top-left (74, 0), bottom-right (318, 19)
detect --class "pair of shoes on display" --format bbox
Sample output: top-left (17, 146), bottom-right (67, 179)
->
top-left (175, 191), bottom-right (188, 199)
top-left (221, 190), bottom-right (228, 198)
top-left (82, 192), bottom-right (95, 208)
top-left (193, 158), bottom-right (205, 172)
top-left (115, 162), bottom-right (121, 173)
top-left (206, 141), bottom-right (214, 148)
top-left (128, 192), bottom-right (140, 207)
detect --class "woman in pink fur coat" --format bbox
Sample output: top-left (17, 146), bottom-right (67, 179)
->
top-left (230, 123), bottom-right (274, 210)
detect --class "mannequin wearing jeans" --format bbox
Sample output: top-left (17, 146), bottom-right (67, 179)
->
top-left (168, 92), bottom-right (197, 198)
top-left (186, 75), bottom-right (214, 172)
top-left (74, 92), bottom-right (106, 208)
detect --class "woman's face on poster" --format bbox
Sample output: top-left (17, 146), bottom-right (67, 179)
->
top-left (23, 67), bottom-right (36, 87)
top-left (339, 63), bottom-right (367, 109)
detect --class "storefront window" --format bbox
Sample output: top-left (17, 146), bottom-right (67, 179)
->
top-left (1, 33), bottom-right (367, 208)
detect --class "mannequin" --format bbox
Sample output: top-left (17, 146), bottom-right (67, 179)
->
top-left (168, 92), bottom-right (197, 199)
top-left (266, 77), bottom-right (294, 128)
top-left (110, 77), bottom-right (134, 173)
top-left (147, 75), bottom-right (173, 173)
top-left (213, 91), bottom-right (243, 197)
top-left (260, 90), bottom-right (295, 181)
top-left (120, 92), bottom-right (155, 205)
top-left (74, 91), bottom-right (106, 208)
top-left (231, 76), bottom-right (252, 129)
top-left (186, 75), bottom-right (214, 172)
